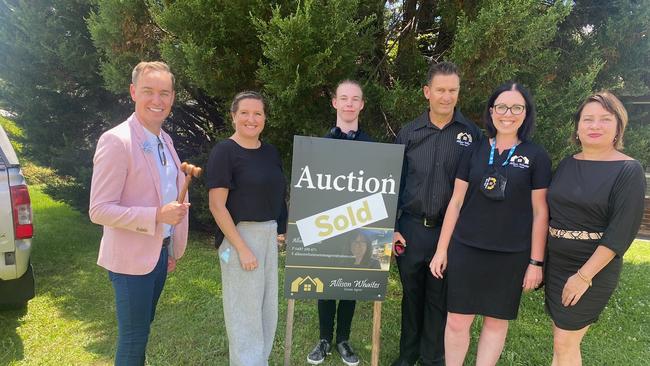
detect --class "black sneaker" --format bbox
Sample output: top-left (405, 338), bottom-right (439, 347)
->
top-left (307, 339), bottom-right (332, 365)
top-left (336, 340), bottom-right (360, 366)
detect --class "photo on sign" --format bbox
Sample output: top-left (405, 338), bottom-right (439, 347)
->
top-left (330, 228), bottom-right (393, 270)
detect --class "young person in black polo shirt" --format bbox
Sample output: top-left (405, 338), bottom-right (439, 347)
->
top-left (429, 82), bottom-right (550, 366)
top-left (392, 62), bottom-right (481, 366)
top-left (307, 80), bottom-right (372, 366)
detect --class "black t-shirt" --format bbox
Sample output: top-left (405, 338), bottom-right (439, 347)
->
top-left (206, 139), bottom-right (288, 246)
top-left (548, 157), bottom-right (645, 257)
top-left (453, 138), bottom-right (552, 252)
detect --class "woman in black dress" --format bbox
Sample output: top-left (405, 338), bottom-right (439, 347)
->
top-left (545, 92), bottom-right (645, 366)
top-left (429, 82), bottom-right (551, 366)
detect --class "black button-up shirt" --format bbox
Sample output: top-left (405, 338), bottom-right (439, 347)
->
top-left (395, 109), bottom-right (481, 229)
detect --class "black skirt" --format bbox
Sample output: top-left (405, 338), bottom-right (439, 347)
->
top-left (447, 240), bottom-right (529, 320)
top-left (544, 236), bottom-right (622, 330)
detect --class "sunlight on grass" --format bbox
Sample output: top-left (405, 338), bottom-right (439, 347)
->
top-left (623, 240), bottom-right (650, 264)
top-left (0, 187), bottom-right (648, 365)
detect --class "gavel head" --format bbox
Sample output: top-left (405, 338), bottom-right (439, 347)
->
top-left (180, 162), bottom-right (201, 177)
top-left (182, 164), bottom-right (195, 175)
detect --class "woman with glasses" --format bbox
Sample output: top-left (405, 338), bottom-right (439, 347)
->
top-left (429, 81), bottom-right (551, 365)
top-left (544, 92), bottom-right (644, 365)
top-left (206, 91), bottom-right (287, 366)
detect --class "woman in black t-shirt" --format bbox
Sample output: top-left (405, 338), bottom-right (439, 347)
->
top-left (206, 91), bottom-right (287, 366)
top-left (545, 92), bottom-right (645, 365)
top-left (429, 82), bottom-right (551, 366)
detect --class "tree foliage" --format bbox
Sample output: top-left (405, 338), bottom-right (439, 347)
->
top-left (255, 0), bottom-right (379, 152)
top-left (450, 0), bottom-right (581, 164)
top-left (0, 0), bottom-right (647, 226)
top-left (0, 0), bottom-right (129, 209)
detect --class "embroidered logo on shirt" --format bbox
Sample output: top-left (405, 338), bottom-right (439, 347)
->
top-left (510, 155), bottom-right (530, 169)
top-left (456, 132), bottom-right (472, 147)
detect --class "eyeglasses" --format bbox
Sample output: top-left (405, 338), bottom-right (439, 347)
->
top-left (156, 136), bottom-right (167, 166)
top-left (493, 104), bottom-right (526, 115)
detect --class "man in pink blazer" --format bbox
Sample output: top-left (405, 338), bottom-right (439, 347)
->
top-left (89, 61), bottom-right (189, 366)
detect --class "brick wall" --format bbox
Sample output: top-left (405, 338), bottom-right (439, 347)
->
top-left (639, 198), bottom-right (650, 240)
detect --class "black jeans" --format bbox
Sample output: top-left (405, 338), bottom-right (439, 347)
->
top-left (395, 215), bottom-right (447, 366)
top-left (318, 299), bottom-right (357, 344)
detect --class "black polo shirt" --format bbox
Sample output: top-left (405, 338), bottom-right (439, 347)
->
top-left (395, 109), bottom-right (481, 230)
top-left (453, 138), bottom-right (551, 252)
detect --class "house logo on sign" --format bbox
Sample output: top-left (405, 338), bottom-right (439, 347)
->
top-left (290, 276), bottom-right (324, 293)
top-left (296, 193), bottom-right (388, 246)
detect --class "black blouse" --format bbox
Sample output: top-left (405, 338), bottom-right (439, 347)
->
top-left (452, 138), bottom-right (552, 252)
top-left (206, 139), bottom-right (288, 247)
top-left (547, 157), bottom-right (646, 257)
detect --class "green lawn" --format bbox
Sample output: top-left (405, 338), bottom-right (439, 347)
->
top-left (1, 187), bottom-right (648, 365)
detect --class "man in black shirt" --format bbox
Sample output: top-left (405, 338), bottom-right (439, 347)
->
top-left (307, 80), bottom-right (371, 366)
top-left (391, 62), bottom-right (481, 366)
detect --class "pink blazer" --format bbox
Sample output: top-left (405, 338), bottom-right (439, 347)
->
top-left (89, 113), bottom-right (189, 275)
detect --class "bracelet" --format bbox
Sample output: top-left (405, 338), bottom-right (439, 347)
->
top-left (577, 270), bottom-right (592, 287)
top-left (529, 259), bottom-right (544, 266)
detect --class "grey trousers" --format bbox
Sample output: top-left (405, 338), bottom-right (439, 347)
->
top-left (219, 221), bottom-right (278, 366)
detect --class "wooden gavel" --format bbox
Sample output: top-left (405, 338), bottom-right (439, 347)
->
top-left (177, 162), bottom-right (202, 203)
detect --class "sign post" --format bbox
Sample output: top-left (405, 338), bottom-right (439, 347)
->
top-left (284, 299), bottom-right (295, 366)
top-left (283, 136), bottom-right (403, 365)
top-left (371, 301), bottom-right (382, 365)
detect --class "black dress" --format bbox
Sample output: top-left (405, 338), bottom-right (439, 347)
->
top-left (545, 157), bottom-right (645, 330)
top-left (447, 138), bottom-right (552, 320)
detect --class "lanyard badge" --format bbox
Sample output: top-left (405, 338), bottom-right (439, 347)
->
top-left (480, 140), bottom-right (518, 201)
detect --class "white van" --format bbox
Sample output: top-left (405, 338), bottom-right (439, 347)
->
top-left (0, 123), bottom-right (34, 307)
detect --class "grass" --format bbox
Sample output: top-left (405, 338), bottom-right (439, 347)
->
top-left (1, 186), bottom-right (649, 365)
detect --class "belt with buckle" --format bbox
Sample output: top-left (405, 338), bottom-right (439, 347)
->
top-left (403, 212), bottom-right (440, 228)
top-left (162, 237), bottom-right (171, 248)
top-left (549, 227), bottom-right (603, 241)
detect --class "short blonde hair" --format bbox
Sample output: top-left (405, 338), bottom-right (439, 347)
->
top-left (572, 91), bottom-right (628, 149)
top-left (131, 61), bottom-right (175, 88)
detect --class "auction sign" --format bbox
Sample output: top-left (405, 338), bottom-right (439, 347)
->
top-left (284, 136), bottom-right (404, 301)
